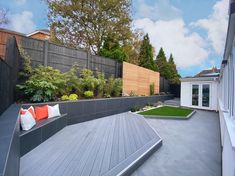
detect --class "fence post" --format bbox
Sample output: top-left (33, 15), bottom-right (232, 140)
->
top-left (87, 51), bottom-right (90, 69)
top-left (43, 41), bottom-right (49, 66)
top-left (115, 61), bottom-right (118, 78)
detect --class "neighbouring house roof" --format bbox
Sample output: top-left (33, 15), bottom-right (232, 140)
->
top-left (26, 29), bottom-right (50, 37)
top-left (180, 67), bottom-right (220, 82)
top-left (194, 67), bottom-right (220, 78)
top-left (0, 28), bottom-right (26, 36)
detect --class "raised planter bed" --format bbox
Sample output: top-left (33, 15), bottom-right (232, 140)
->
top-left (138, 106), bottom-right (196, 120)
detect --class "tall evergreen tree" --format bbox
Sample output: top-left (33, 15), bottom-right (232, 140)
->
top-left (98, 35), bottom-right (128, 62)
top-left (155, 47), bottom-right (170, 78)
top-left (168, 54), bottom-right (181, 83)
top-left (138, 34), bottom-right (157, 71)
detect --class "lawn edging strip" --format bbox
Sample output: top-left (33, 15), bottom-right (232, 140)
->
top-left (143, 110), bottom-right (196, 120)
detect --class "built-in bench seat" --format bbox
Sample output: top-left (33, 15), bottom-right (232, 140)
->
top-left (20, 114), bottom-right (67, 156)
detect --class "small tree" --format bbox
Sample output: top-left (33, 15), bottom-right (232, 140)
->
top-left (138, 34), bottom-right (157, 71)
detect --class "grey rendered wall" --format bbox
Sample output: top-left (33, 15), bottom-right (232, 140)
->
top-left (23, 95), bottom-right (174, 125)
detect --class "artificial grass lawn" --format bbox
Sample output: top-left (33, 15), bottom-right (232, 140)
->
top-left (139, 106), bottom-right (193, 117)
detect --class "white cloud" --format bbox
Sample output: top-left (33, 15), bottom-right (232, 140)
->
top-left (134, 0), bottom-right (181, 20)
top-left (192, 0), bottom-right (229, 54)
top-left (10, 11), bottom-right (36, 34)
top-left (133, 18), bottom-right (209, 68)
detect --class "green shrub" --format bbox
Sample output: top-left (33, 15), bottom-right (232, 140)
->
top-left (104, 76), bottom-right (115, 97)
top-left (68, 94), bottom-right (78, 100)
top-left (17, 66), bottom-right (66, 102)
top-left (61, 94), bottom-right (78, 101)
top-left (18, 45), bottom-right (33, 80)
top-left (104, 76), bottom-right (122, 97)
top-left (79, 69), bottom-right (97, 93)
top-left (63, 64), bottom-right (80, 95)
top-left (150, 83), bottom-right (155, 95)
top-left (17, 80), bottom-right (57, 102)
top-left (61, 95), bottom-right (69, 101)
top-left (84, 90), bottom-right (94, 98)
top-left (130, 105), bottom-right (141, 112)
top-left (129, 91), bottom-right (137, 96)
top-left (95, 72), bottom-right (106, 98)
top-left (112, 78), bottom-right (122, 97)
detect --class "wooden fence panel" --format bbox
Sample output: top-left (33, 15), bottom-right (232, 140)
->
top-left (122, 62), bottom-right (160, 96)
top-left (0, 29), bottom-right (122, 78)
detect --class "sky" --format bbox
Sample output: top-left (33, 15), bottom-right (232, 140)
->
top-left (0, 0), bottom-right (229, 77)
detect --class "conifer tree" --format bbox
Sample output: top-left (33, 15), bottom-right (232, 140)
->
top-left (168, 54), bottom-right (181, 83)
top-left (155, 47), bottom-right (170, 78)
top-left (138, 34), bottom-right (157, 71)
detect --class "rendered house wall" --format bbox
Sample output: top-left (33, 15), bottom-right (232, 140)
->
top-left (218, 2), bottom-right (235, 176)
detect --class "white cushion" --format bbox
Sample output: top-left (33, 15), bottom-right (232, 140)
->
top-left (48, 104), bottom-right (61, 118)
top-left (20, 111), bottom-right (36, 131)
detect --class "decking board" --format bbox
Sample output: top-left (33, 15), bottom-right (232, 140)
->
top-left (20, 112), bottom-right (162, 176)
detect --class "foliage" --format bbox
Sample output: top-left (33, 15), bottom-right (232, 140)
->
top-left (123, 29), bottom-right (143, 65)
top-left (63, 64), bottom-right (80, 94)
top-left (61, 94), bottom-right (78, 101)
top-left (69, 94), bottom-right (78, 100)
top-left (155, 47), bottom-right (171, 79)
top-left (112, 78), bottom-right (122, 97)
top-left (47, 0), bottom-right (133, 54)
top-left (17, 80), bottom-right (57, 102)
top-left (130, 105), bottom-right (141, 112)
top-left (17, 63), bottom-right (123, 102)
top-left (168, 54), bottom-right (181, 84)
top-left (129, 91), bottom-right (138, 96)
top-left (150, 83), bottom-right (155, 95)
top-left (138, 34), bottom-right (157, 71)
top-left (79, 69), bottom-right (97, 93)
top-left (17, 66), bottom-right (66, 102)
top-left (61, 95), bottom-right (69, 101)
top-left (104, 76), bottom-right (122, 97)
top-left (99, 36), bottom-right (128, 62)
top-left (84, 90), bottom-right (94, 98)
top-left (95, 72), bottom-right (106, 98)
top-left (0, 8), bottom-right (8, 26)
top-left (18, 45), bottom-right (33, 80)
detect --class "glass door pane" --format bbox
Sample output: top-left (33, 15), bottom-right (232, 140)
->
top-left (192, 85), bottom-right (199, 106)
top-left (202, 84), bottom-right (210, 107)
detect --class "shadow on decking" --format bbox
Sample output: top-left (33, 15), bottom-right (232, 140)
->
top-left (20, 112), bottom-right (162, 176)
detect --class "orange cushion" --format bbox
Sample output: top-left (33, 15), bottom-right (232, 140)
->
top-left (35, 105), bottom-right (48, 121)
top-left (20, 106), bottom-right (36, 119)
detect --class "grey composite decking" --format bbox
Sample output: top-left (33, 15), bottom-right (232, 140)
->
top-left (20, 112), bottom-right (162, 176)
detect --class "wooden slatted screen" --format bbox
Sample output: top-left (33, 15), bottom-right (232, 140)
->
top-left (122, 62), bottom-right (160, 96)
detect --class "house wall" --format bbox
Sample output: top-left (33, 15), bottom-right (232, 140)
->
top-left (122, 62), bottom-right (160, 96)
top-left (218, 2), bottom-right (235, 176)
top-left (29, 32), bottom-right (50, 40)
top-left (0, 28), bottom-right (23, 59)
top-left (180, 80), bottom-right (218, 111)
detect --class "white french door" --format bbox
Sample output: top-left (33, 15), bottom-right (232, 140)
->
top-left (191, 83), bottom-right (211, 109)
